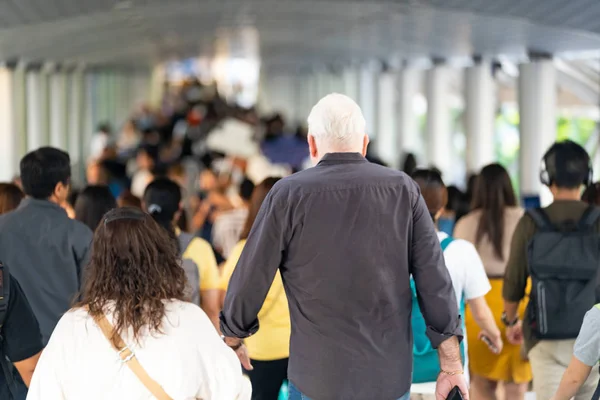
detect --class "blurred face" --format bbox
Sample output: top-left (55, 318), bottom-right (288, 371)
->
top-left (199, 170), bottom-right (217, 191)
top-left (136, 151), bottom-right (154, 170)
top-left (87, 163), bottom-right (107, 185)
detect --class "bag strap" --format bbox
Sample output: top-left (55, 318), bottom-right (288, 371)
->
top-left (440, 236), bottom-right (454, 251)
top-left (579, 206), bottom-right (600, 230)
top-left (527, 208), bottom-right (555, 231)
top-left (93, 313), bottom-right (173, 400)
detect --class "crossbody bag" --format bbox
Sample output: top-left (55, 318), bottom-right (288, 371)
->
top-left (94, 313), bottom-right (173, 400)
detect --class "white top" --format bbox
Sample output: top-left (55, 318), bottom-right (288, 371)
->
top-left (411, 233), bottom-right (490, 395)
top-left (131, 169), bottom-right (153, 199)
top-left (437, 231), bottom-right (491, 305)
top-left (27, 301), bottom-right (251, 400)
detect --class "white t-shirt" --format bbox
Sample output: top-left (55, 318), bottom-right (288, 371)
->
top-left (411, 233), bottom-right (490, 395)
top-left (27, 301), bottom-right (251, 400)
top-left (437, 231), bottom-right (491, 306)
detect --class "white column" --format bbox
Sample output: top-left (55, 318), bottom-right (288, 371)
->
top-left (68, 69), bottom-right (84, 186)
top-left (83, 72), bottom-right (95, 162)
top-left (426, 66), bottom-right (452, 177)
top-left (12, 64), bottom-right (27, 162)
top-left (519, 59), bottom-right (556, 205)
top-left (26, 69), bottom-right (48, 151)
top-left (397, 68), bottom-right (420, 158)
top-left (49, 70), bottom-right (68, 150)
top-left (377, 71), bottom-right (398, 166)
top-left (149, 64), bottom-right (165, 109)
top-left (359, 61), bottom-right (380, 138)
top-left (0, 67), bottom-right (16, 181)
top-left (343, 67), bottom-right (360, 101)
top-left (465, 62), bottom-right (496, 173)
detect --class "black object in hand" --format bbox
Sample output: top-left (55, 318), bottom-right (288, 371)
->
top-left (447, 386), bottom-right (464, 400)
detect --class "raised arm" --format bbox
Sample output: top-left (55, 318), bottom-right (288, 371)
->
top-left (219, 187), bottom-right (287, 347)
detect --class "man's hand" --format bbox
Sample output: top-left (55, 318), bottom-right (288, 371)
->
top-left (478, 330), bottom-right (503, 354)
top-left (436, 372), bottom-right (469, 400)
top-left (224, 337), bottom-right (253, 371)
top-left (233, 343), bottom-right (253, 371)
top-left (436, 336), bottom-right (468, 399)
top-left (505, 320), bottom-right (524, 345)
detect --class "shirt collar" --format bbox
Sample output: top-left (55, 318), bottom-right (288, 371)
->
top-left (317, 152), bottom-right (368, 166)
top-left (19, 197), bottom-right (66, 214)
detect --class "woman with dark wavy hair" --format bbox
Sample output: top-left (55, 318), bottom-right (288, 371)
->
top-left (27, 207), bottom-right (250, 400)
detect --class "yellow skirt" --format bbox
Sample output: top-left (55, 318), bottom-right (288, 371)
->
top-left (465, 278), bottom-right (532, 384)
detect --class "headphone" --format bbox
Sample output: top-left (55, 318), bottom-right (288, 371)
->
top-left (539, 152), bottom-right (594, 187)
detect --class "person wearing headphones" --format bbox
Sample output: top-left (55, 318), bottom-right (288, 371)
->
top-left (503, 140), bottom-right (600, 399)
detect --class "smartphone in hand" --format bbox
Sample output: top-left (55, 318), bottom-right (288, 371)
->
top-left (481, 335), bottom-right (500, 354)
top-left (447, 386), bottom-right (464, 400)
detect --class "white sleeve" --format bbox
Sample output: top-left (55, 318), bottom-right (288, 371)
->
top-left (27, 315), bottom-right (70, 400)
top-left (459, 241), bottom-right (492, 301)
top-left (194, 311), bottom-right (251, 400)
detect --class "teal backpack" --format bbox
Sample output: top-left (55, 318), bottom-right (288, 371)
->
top-left (411, 236), bottom-right (467, 383)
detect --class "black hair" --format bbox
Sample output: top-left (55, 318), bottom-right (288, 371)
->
top-left (74, 185), bottom-right (117, 231)
top-left (20, 147), bottom-right (71, 199)
top-left (143, 178), bottom-right (182, 249)
top-left (68, 189), bottom-right (80, 207)
top-left (582, 182), bottom-right (600, 206)
top-left (239, 178), bottom-right (255, 202)
top-left (402, 153), bottom-right (418, 176)
top-left (471, 164), bottom-right (518, 261)
top-left (411, 169), bottom-right (447, 221)
top-left (137, 144), bottom-right (159, 162)
top-left (543, 140), bottom-right (591, 189)
top-left (446, 186), bottom-right (470, 222)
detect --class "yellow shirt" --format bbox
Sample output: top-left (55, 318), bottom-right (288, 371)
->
top-left (221, 240), bottom-right (291, 361)
top-left (177, 229), bottom-right (220, 291)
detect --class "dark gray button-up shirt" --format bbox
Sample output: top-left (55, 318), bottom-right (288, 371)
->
top-left (220, 153), bottom-right (461, 400)
top-left (0, 198), bottom-right (93, 344)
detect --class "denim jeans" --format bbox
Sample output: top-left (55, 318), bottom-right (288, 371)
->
top-left (288, 381), bottom-right (410, 400)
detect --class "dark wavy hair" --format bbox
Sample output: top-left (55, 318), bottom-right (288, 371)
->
top-left (77, 207), bottom-right (187, 347)
top-left (240, 177), bottom-right (281, 240)
top-left (471, 163), bottom-right (517, 260)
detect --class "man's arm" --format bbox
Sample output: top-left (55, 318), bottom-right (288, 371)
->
top-left (410, 193), bottom-right (462, 348)
top-left (4, 275), bottom-right (44, 387)
top-left (552, 306), bottom-right (600, 399)
top-left (220, 187), bottom-right (287, 342)
top-left (502, 216), bottom-right (530, 321)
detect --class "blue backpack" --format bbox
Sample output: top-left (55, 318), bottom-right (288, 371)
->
top-left (411, 237), bottom-right (466, 383)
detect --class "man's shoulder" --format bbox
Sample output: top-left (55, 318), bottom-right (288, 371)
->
top-left (277, 165), bottom-right (416, 193)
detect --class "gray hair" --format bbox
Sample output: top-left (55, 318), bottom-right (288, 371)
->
top-left (307, 93), bottom-right (367, 152)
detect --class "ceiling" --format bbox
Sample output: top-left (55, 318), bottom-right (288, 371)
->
top-left (2, 0), bottom-right (600, 69)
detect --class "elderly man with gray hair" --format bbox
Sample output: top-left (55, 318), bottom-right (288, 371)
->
top-left (221, 93), bottom-right (467, 400)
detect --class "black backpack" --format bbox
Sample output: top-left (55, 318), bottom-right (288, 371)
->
top-left (527, 206), bottom-right (600, 339)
